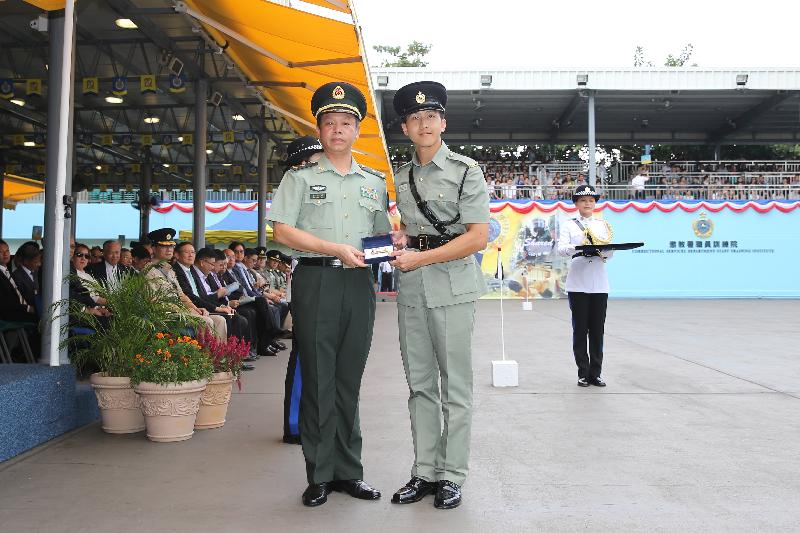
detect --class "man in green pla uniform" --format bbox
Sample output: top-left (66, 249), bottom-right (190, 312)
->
top-left (269, 81), bottom-right (391, 508)
top-left (389, 81), bottom-right (490, 510)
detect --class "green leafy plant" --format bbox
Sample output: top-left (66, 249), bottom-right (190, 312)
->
top-left (129, 332), bottom-right (213, 386)
top-left (52, 267), bottom-right (203, 377)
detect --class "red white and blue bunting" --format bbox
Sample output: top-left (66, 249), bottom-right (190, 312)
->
top-left (153, 199), bottom-right (800, 215)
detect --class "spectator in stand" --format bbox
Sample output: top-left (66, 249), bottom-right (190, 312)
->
top-left (186, 245), bottom-right (254, 346)
top-left (119, 248), bottom-right (133, 268)
top-left (532, 178), bottom-right (544, 200)
top-left (0, 239), bottom-right (37, 324)
top-left (12, 243), bottom-right (42, 314)
top-left (69, 243), bottom-right (111, 327)
top-left (630, 169), bottom-right (649, 200)
top-left (144, 228), bottom-right (227, 340)
top-left (227, 242), bottom-right (286, 356)
top-left (89, 246), bottom-right (103, 265)
top-left (86, 240), bottom-right (133, 289)
top-left (130, 245), bottom-right (152, 273)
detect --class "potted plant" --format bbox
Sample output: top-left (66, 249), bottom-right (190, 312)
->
top-left (53, 268), bottom-right (201, 434)
top-left (194, 331), bottom-right (249, 430)
top-left (130, 332), bottom-right (213, 442)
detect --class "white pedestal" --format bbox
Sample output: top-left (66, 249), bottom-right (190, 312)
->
top-left (492, 360), bottom-right (519, 387)
top-left (522, 301), bottom-right (533, 311)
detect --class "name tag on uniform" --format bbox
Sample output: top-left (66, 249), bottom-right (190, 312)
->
top-left (362, 234), bottom-right (393, 264)
top-left (310, 193), bottom-right (326, 199)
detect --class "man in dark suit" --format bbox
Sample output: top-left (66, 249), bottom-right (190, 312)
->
top-left (0, 240), bottom-right (37, 323)
top-left (194, 247), bottom-right (258, 367)
top-left (11, 243), bottom-right (42, 313)
top-left (172, 242), bottom-right (250, 343)
top-left (220, 247), bottom-right (285, 357)
top-left (86, 240), bottom-right (133, 287)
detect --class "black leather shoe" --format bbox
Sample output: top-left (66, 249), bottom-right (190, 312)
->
top-left (302, 483), bottom-right (331, 507)
top-left (391, 477), bottom-right (437, 504)
top-left (589, 377), bottom-right (606, 387)
top-left (241, 363), bottom-right (255, 371)
top-left (263, 346), bottom-right (279, 357)
top-left (271, 340), bottom-right (288, 351)
top-left (434, 480), bottom-right (462, 509)
top-left (577, 377), bottom-right (590, 387)
top-left (282, 434), bottom-right (301, 445)
top-left (331, 479), bottom-right (381, 500)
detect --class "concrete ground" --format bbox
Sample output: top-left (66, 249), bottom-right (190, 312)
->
top-left (1, 299), bottom-right (799, 533)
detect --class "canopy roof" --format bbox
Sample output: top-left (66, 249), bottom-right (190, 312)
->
top-left (3, 0), bottom-right (391, 189)
top-left (3, 174), bottom-right (45, 208)
top-left (373, 68), bottom-right (800, 146)
top-left (181, 0), bottom-right (391, 177)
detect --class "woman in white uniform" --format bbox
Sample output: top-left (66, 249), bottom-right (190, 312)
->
top-left (557, 185), bottom-right (613, 387)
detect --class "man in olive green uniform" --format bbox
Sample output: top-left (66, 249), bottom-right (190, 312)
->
top-left (269, 81), bottom-right (391, 507)
top-left (389, 81), bottom-right (490, 510)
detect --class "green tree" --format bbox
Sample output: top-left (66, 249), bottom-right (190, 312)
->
top-left (634, 43), bottom-right (697, 67)
top-left (373, 41), bottom-right (432, 67)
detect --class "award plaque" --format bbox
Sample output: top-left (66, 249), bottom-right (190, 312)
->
top-left (362, 234), bottom-right (393, 264)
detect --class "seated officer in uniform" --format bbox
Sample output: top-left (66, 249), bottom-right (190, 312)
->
top-left (143, 228), bottom-right (226, 339)
top-left (269, 81), bottom-right (392, 507)
top-left (389, 81), bottom-right (490, 510)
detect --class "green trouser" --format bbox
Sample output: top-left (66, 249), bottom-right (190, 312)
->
top-left (292, 265), bottom-right (376, 484)
top-left (398, 301), bottom-right (476, 486)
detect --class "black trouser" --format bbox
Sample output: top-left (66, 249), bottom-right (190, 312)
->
top-left (292, 265), bottom-right (375, 484)
top-left (567, 292), bottom-right (608, 380)
top-left (222, 311), bottom-right (250, 344)
top-left (239, 297), bottom-right (278, 353)
top-left (234, 304), bottom-right (258, 350)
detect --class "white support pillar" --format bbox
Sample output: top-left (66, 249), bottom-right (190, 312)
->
top-left (587, 91), bottom-right (597, 187)
top-left (193, 77), bottom-right (208, 249)
top-left (257, 132), bottom-right (269, 247)
top-left (41, 3), bottom-right (76, 366)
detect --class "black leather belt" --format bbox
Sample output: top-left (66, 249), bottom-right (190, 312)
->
top-left (407, 234), bottom-right (461, 251)
top-left (297, 257), bottom-right (344, 268)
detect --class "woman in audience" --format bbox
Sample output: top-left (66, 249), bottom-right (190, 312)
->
top-left (70, 243), bottom-right (111, 324)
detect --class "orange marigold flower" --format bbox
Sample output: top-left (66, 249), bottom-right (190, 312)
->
top-left (168, 339), bottom-right (174, 346)
top-left (156, 332), bottom-right (164, 339)
top-left (156, 349), bottom-right (162, 354)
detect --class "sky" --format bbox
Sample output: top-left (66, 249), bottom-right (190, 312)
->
top-left (346, 0), bottom-right (800, 70)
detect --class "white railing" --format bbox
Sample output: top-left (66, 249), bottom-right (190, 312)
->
top-left (488, 184), bottom-right (800, 201)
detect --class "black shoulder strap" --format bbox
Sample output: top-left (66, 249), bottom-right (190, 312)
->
top-left (573, 219), bottom-right (594, 244)
top-left (408, 165), bottom-right (469, 236)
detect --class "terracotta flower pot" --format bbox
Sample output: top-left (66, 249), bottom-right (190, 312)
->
top-left (133, 380), bottom-right (208, 442)
top-left (195, 371), bottom-right (234, 430)
top-left (90, 373), bottom-right (145, 434)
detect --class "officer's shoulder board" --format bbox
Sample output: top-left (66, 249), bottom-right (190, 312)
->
top-left (446, 150), bottom-right (480, 169)
top-left (358, 163), bottom-right (385, 180)
top-left (395, 160), bottom-right (412, 174)
top-left (287, 160), bottom-right (319, 173)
